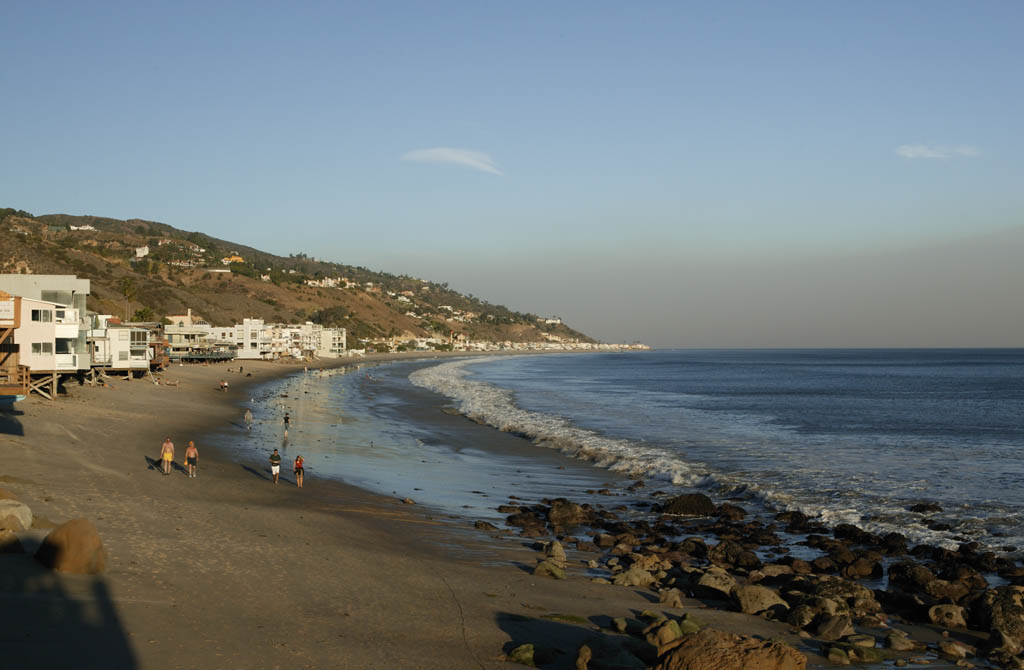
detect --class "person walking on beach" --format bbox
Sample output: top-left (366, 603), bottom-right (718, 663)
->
top-left (269, 448), bottom-right (282, 484)
top-left (293, 455), bottom-right (304, 488)
top-left (185, 441), bottom-right (199, 478)
top-left (244, 408), bottom-right (253, 430)
top-left (283, 412), bottom-right (291, 438)
top-left (160, 437), bottom-right (175, 476)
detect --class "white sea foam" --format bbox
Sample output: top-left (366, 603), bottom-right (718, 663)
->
top-left (411, 358), bottom-right (710, 485)
top-left (409, 358), bottom-right (1024, 553)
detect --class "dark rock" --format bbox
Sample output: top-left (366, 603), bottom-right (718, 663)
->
top-left (775, 510), bottom-right (809, 528)
top-left (547, 498), bottom-right (593, 528)
top-left (923, 578), bottom-right (971, 604)
top-left (676, 537), bottom-right (708, 559)
top-left (717, 503), bottom-right (747, 521)
top-left (879, 532), bottom-right (909, 555)
top-left (842, 557), bottom-right (883, 580)
top-left (888, 561), bottom-right (936, 592)
top-left (474, 520), bottom-right (499, 531)
top-left (909, 502), bottom-right (943, 514)
top-left (815, 614), bottom-right (854, 641)
top-left (834, 523), bottom-right (877, 545)
top-left (811, 557), bottom-right (838, 574)
top-left (661, 493), bottom-right (716, 517)
top-left (778, 557), bottom-right (813, 574)
top-left (506, 511), bottom-right (542, 527)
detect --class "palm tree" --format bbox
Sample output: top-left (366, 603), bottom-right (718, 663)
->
top-left (119, 277), bottom-right (136, 321)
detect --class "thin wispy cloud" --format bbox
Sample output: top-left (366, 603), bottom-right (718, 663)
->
top-left (401, 147), bottom-right (503, 175)
top-left (896, 144), bottom-right (980, 159)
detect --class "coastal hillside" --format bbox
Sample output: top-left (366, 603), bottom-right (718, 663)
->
top-left (0, 207), bottom-right (594, 345)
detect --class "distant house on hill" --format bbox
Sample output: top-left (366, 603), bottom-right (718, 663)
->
top-left (134, 246), bottom-right (149, 259)
top-left (221, 254), bottom-right (244, 265)
top-left (69, 224), bottom-right (96, 231)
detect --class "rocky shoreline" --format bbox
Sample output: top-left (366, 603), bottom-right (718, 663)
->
top-left (487, 486), bottom-right (1024, 669)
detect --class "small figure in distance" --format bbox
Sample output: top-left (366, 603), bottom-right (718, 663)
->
top-left (219, 379), bottom-right (229, 392)
top-left (185, 440), bottom-right (199, 478)
top-left (283, 412), bottom-right (291, 438)
top-left (269, 448), bottom-right (282, 484)
top-left (294, 454), bottom-right (304, 488)
top-left (244, 408), bottom-right (253, 430)
top-left (160, 436), bottom-right (175, 476)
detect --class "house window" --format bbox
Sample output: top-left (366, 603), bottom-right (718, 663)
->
top-left (118, 330), bottom-right (130, 340)
top-left (56, 309), bottom-right (66, 319)
top-left (31, 309), bottom-right (52, 323)
top-left (118, 351), bottom-right (129, 361)
top-left (31, 342), bottom-right (54, 354)
top-left (131, 332), bottom-right (147, 345)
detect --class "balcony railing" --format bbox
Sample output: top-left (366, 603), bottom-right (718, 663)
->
top-left (0, 365), bottom-right (30, 395)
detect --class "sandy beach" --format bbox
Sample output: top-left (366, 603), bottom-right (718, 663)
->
top-left (0, 357), bottom-right (985, 669)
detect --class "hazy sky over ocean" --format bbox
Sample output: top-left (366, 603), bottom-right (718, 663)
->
top-left (2, 2), bottom-right (1022, 347)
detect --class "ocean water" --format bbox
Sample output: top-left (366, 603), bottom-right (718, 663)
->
top-left (219, 350), bottom-right (1024, 553)
top-left (410, 349), bottom-right (1024, 551)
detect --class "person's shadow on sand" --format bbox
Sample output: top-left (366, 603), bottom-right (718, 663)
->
top-left (144, 456), bottom-right (188, 476)
top-left (241, 465), bottom-right (270, 481)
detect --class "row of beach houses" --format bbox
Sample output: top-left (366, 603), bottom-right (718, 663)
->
top-left (0, 274), bottom-right (347, 402)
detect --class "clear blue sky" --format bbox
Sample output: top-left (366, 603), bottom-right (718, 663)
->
top-left (3, 2), bottom-right (1022, 346)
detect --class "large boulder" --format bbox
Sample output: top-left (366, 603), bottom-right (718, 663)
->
top-left (34, 519), bottom-right (106, 574)
top-left (888, 561), bottom-right (936, 592)
top-left (653, 627), bottom-right (806, 670)
top-left (929, 604), bottom-right (967, 628)
top-left (814, 614), bottom-right (854, 641)
top-left (732, 585), bottom-right (789, 616)
top-left (975, 586), bottom-right (1024, 655)
top-left (693, 567), bottom-right (737, 599)
top-left (0, 499), bottom-right (32, 531)
top-left (544, 540), bottom-right (567, 568)
top-left (547, 499), bottom-right (592, 528)
top-left (614, 565), bottom-right (657, 588)
top-left (661, 494), bottom-right (716, 517)
top-left (533, 559), bottom-right (566, 580)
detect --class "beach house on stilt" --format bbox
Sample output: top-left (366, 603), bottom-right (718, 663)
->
top-left (0, 291), bottom-right (29, 402)
top-left (0, 275), bottom-right (93, 398)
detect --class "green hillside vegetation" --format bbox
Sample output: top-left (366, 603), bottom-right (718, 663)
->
top-left (1, 208), bottom-right (595, 346)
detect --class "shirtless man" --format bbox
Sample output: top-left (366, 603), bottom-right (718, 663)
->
top-left (185, 441), bottom-right (199, 478)
top-left (244, 408), bottom-right (253, 430)
top-left (160, 437), bottom-right (175, 476)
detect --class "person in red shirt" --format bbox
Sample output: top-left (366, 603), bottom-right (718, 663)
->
top-left (293, 455), bottom-right (304, 488)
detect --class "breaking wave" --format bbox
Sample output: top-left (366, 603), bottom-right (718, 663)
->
top-left (409, 357), bottom-right (1021, 552)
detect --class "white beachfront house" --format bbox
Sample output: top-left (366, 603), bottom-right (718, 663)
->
top-left (87, 315), bottom-right (152, 373)
top-left (12, 297), bottom-right (91, 373)
top-left (204, 318), bottom-right (273, 360)
top-left (0, 274), bottom-right (92, 367)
